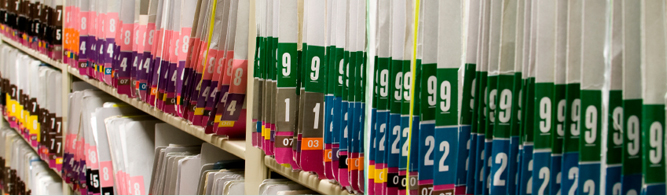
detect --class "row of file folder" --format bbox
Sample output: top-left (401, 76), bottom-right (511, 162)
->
top-left (252, 0), bottom-right (367, 193)
top-left (254, 0), bottom-right (667, 195)
top-left (67, 86), bottom-right (253, 195)
top-left (0, 126), bottom-right (64, 195)
top-left (0, 42), bottom-right (64, 176)
top-left (62, 0), bottom-right (250, 139)
top-left (0, 0), bottom-right (64, 60)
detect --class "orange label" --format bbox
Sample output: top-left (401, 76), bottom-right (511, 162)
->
top-left (301, 137), bottom-right (323, 151)
top-left (324, 149), bottom-right (332, 162)
top-left (349, 158), bottom-right (358, 170)
top-left (358, 156), bottom-right (364, 171)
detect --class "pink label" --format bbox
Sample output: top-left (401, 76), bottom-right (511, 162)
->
top-left (117, 171), bottom-right (125, 195)
top-left (130, 176), bottom-right (145, 195)
top-left (145, 24), bottom-right (156, 52)
top-left (134, 24), bottom-right (146, 53)
top-left (229, 59), bottom-right (248, 94)
top-left (106, 13), bottom-right (119, 39)
top-left (433, 184), bottom-right (455, 191)
top-left (221, 51), bottom-right (235, 85)
top-left (79, 11), bottom-right (89, 35)
top-left (119, 23), bottom-right (134, 51)
top-left (99, 161), bottom-right (114, 187)
top-left (87, 145), bottom-right (99, 170)
top-left (89, 11), bottom-right (98, 37)
top-left (169, 30), bottom-right (179, 63)
top-left (178, 28), bottom-right (192, 60)
top-left (155, 29), bottom-right (166, 58)
top-left (115, 20), bottom-right (124, 47)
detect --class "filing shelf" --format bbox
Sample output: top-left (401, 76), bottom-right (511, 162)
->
top-left (0, 37), bottom-right (63, 70)
top-left (67, 67), bottom-right (247, 159)
top-left (0, 0), bottom-right (350, 193)
top-left (3, 123), bottom-right (74, 193)
top-left (264, 156), bottom-right (351, 195)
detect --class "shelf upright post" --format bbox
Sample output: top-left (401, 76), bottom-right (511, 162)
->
top-left (244, 0), bottom-right (268, 194)
top-left (60, 0), bottom-right (71, 194)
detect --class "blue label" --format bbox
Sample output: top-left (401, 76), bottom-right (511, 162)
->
top-left (410, 115), bottom-right (419, 173)
top-left (519, 145), bottom-right (533, 195)
top-left (621, 174), bottom-right (641, 195)
top-left (339, 101), bottom-right (349, 152)
top-left (475, 134), bottom-right (485, 195)
top-left (418, 122), bottom-right (435, 183)
top-left (532, 150), bottom-right (552, 195)
top-left (561, 152), bottom-right (580, 195)
top-left (333, 97), bottom-right (342, 145)
top-left (483, 139), bottom-right (492, 195)
top-left (550, 154), bottom-right (562, 195)
top-left (388, 113), bottom-right (401, 169)
top-left (507, 136), bottom-right (520, 195)
top-left (369, 107), bottom-right (377, 165)
top-left (399, 115), bottom-right (410, 171)
top-left (642, 184), bottom-right (667, 195)
top-left (578, 163), bottom-right (600, 195)
top-left (105, 68), bottom-right (112, 75)
top-left (376, 110), bottom-right (389, 169)
top-left (434, 126), bottom-right (459, 186)
top-left (490, 139), bottom-right (510, 195)
top-left (457, 125), bottom-right (471, 188)
top-left (466, 132), bottom-right (478, 194)
top-left (605, 165), bottom-right (621, 195)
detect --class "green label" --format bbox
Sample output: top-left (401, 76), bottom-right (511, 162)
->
top-left (493, 74), bottom-right (515, 139)
top-left (341, 50), bottom-right (350, 101)
top-left (486, 75), bottom-right (498, 140)
top-left (401, 60), bottom-right (411, 115)
top-left (522, 78), bottom-right (536, 144)
top-left (272, 37), bottom-right (279, 80)
top-left (460, 63), bottom-right (477, 125)
top-left (510, 72), bottom-right (522, 137)
top-left (420, 63), bottom-right (437, 121)
top-left (436, 68), bottom-right (460, 126)
top-left (347, 50), bottom-right (357, 102)
top-left (642, 104), bottom-right (665, 184)
top-left (389, 59), bottom-right (403, 114)
top-left (305, 45), bottom-right (326, 93)
top-left (277, 43), bottom-right (298, 87)
top-left (563, 83), bottom-right (580, 153)
top-left (327, 46), bottom-right (337, 95)
top-left (474, 72), bottom-right (488, 134)
top-left (377, 57), bottom-right (391, 110)
top-left (622, 99), bottom-right (642, 175)
top-left (254, 36), bottom-right (262, 78)
top-left (413, 59), bottom-right (421, 115)
top-left (354, 51), bottom-right (365, 102)
top-left (551, 84), bottom-right (566, 154)
top-left (534, 82), bottom-right (554, 149)
top-left (607, 90), bottom-right (623, 164)
top-left (333, 48), bottom-right (345, 97)
top-left (579, 90), bottom-right (602, 162)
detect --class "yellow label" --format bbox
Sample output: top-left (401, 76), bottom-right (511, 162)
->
top-left (263, 126), bottom-right (270, 140)
top-left (56, 158), bottom-right (63, 164)
top-left (280, 163), bottom-right (291, 168)
top-left (194, 108), bottom-right (205, 115)
top-left (28, 116), bottom-right (39, 136)
top-left (213, 114), bottom-right (222, 123)
top-left (368, 165), bottom-right (375, 180)
top-left (261, 125), bottom-right (266, 138)
top-left (219, 121), bottom-right (235, 127)
top-left (375, 168), bottom-right (388, 183)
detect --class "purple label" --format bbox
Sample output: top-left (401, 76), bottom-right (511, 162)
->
top-left (220, 93), bottom-right (245, 121)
